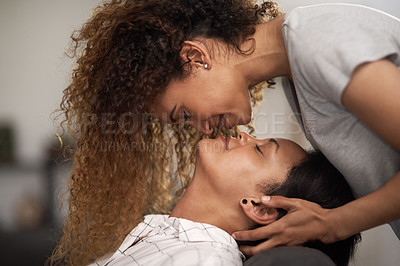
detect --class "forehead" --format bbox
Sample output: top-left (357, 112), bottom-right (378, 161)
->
top-left (277, 139), bottom-right (307, 163)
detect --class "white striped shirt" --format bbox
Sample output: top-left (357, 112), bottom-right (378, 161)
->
top-left (90, 215), bottom-right (245, 266)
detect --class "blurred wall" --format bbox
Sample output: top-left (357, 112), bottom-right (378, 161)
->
top-left (0, 1), bottom-right (102, 264)
top-left (0, 0), bottom-right (102, 165)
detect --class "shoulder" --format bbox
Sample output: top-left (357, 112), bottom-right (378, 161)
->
top-left (283, 3), bottom-right (400, 48)
top-left (283, 3), bottom-right (400, 104)
top-left (284, 3), bottom-right (398, 26)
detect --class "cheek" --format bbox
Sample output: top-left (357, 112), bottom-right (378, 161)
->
top-left (208, 155), bottom-right (258, 189)
top-left (261, 163), bottom-right (290, 186)
top-left (186, 92), bottom-right (231, 117)
top-left (219, 169), bottom-right (263, 200)
top-left (192, 72), bottom-right (249, 109)
top-left (215, 85), bottom-right (252, 125)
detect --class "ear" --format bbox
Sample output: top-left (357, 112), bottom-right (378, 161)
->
top-left (180, 40), bottom-right (211, 70)
top-left (240, 197), bottom-right (279, 225)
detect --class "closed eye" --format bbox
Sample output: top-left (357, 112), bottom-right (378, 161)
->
top-left (256, 144), bottom-right (264, 155)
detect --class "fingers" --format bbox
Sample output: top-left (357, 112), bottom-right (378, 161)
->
top-left (233, 226), bottom-right (273, 242)
top-left (239, 238), bottom-right (303, 257)
top-left (234, 196), bottom-right (326, 258)
top-left (239, 239), bottom-right (280, 257)
top-left (261, 195), bottom-right (302, 211)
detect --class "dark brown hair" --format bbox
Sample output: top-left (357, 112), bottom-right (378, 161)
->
top-left (266, 151), bottom-right (361, 266)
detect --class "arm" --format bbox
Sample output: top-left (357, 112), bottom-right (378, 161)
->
top-left (342, 59), bottom-right (400, 150)
top-left (336, 58), bottom-right (400, 239)
top-left (233, 59), bottom-right (400, 256)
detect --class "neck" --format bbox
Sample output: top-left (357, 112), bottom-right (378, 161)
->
top-left (234, 15), bottom-right (291, 86)
top-left (170, 171), bottom-right (250, 235)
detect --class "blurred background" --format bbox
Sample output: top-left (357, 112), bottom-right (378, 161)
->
top-left (0, 0), bottom-right (399, 265)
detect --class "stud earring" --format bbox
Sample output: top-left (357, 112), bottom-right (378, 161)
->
top-left (242, 199), bottom-right (248, 204)
top-left (204, 63), bottom-right (208, 69)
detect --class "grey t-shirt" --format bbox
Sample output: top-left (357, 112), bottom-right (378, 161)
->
top-left (282, 3), bottom-right (400, 238)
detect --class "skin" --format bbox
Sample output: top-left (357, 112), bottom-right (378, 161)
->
top-left (153, 16), bottom-right (289, 134)
top-left (170, 132), bottom-right (307, 235)
top-left (153, 14), bottom-right (400, 256)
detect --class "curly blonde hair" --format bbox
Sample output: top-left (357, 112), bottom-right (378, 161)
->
top-left (51, 0), bottom-right (280, 265)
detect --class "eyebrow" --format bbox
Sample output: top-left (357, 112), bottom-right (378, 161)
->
top-left (169, 104), bottom-right (178, 123)
top-left (269, 138), bottom-right (280, 152)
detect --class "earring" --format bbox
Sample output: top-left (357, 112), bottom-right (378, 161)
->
top-left (242, 199), bottom-right (248, 204)
top-left (204, 63), bottom-right (208, 69)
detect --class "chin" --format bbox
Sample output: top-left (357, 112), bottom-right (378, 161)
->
top-left (235, 114), bottom-right (251, 127)
top-left (197, 138), bottom-right (223, 153)
top-left (195, 139), bottom-right (217, 175)
top-left (196, 138), bottom-right (211, 156)
top-left (243, 114), bottom-right (252, 125)
top-left (230, 108), bottom-right (252, 127)
top-left (197, 138), bottom-right (210, 148)
top-left (196, 138), bottom-right (225, 170)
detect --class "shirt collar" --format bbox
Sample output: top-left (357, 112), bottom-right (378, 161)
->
top-left (122, 215), bottom-right (239, 248)
top-left (106, 215), bottom-right (244, 264)
top-left (166, 216), bottom-right (238, 248)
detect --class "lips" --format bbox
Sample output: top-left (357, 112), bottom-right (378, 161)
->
top-left (225, 136), bottom-right (230, 150)
top-left (217, 136), bottom-right (229, 150)
top-left (222, 116), bottom-right (232, 129)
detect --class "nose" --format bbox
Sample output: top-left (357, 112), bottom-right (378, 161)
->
top-left (198, 120), bottom-right (213, 135)
top-left (193, 115), bottom-right (225, 135)
top-left (238, 132), bottom-right (253, 143)
top-left (238, 132), bottom-right (270, 146)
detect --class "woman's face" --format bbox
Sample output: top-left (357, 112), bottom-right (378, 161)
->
top-left (195, 132), bottom-right (307, 200)
top-left (152, 59), bottom-right (252, 134)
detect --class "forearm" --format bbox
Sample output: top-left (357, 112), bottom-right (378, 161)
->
top-left (328, 170), bottom-right (400, 241)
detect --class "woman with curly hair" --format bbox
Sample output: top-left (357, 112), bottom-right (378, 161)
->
top-left (52, 0), bottom-right (277, 265)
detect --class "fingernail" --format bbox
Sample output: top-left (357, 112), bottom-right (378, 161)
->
top-left (232, 233), bottom-right (236, 239)
top-left (262, 196), bottom-right (271, 202)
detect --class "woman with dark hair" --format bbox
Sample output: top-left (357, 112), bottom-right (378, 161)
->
top-left (54, 0), bottom-right (399, 265)
top-left (89, 133), bottom-right (360, 266)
